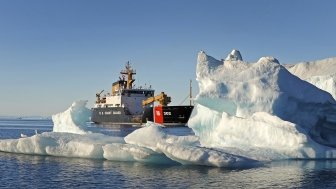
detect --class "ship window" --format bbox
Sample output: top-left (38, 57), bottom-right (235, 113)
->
top-left (116, 104), bottom-right (120, 107)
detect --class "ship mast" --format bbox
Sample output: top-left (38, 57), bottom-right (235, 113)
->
top-left (120, 61), bottom-right (136, 89)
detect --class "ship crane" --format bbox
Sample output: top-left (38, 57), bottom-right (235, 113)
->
top-left (142, 92), bottom-right (171, 107)
top-left (96, 90), bottom-right (104, 103)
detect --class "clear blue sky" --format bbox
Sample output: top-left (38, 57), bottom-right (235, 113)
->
top-left (1, 0), bottom-right (336, 116)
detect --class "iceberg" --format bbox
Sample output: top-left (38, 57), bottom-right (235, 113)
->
top-left (52, 100), bottom-right (91, 134)
top-left (0, 101), bottom-right (257, 167)
top-left (189, 50), bottom-right (336, 160)
top-left (0, 132), bottom-right (124, 158)
top-left (285, 57), bottom-right (336, 100)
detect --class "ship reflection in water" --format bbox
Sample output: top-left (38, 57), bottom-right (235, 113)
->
top-left (91, 62), bottom-right (194, 127)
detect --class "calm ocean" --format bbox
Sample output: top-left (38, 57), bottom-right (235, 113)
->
top-left (0, 119), bottom-right (336, 189)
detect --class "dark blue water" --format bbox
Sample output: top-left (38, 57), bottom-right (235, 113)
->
top-left (1, 119), bottom-right (336, 188)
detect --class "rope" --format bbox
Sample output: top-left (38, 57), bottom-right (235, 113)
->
top-left (179, 95), bottom-right (190, 105)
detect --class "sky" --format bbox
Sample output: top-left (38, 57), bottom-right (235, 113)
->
top-left (0, 0), bottom-right (336, 117)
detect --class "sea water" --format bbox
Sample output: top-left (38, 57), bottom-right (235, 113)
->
top-left (1, 119), bottom-right (336, 188)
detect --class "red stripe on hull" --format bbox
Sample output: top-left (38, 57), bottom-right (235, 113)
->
top-left (154, 106), bottom-right (163, 124)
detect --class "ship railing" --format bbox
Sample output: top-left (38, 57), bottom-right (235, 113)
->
top-left (120, 69), bottom-right (136, 74)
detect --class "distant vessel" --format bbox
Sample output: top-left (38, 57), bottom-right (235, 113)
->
top-left (91, 62), bottom-right (194, 126)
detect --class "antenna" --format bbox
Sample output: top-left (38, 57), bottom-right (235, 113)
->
top-left (189, 80), bottom-right (192, 106)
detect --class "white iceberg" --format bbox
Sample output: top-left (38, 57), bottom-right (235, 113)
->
top-left (189, 50), bottom-right (336, 160)
top-left (125, 122), bottom-right (200, 152)
top-left (285, 57), bottom-right (336, 100)
top-left (157, 142), bottom-right (258, 167)
top-left (52, 100), bottom-right (91, 134)
top-left (0, 132), bottom-right (124, 159)
top-left (0, 100), bottom-right (256, 167)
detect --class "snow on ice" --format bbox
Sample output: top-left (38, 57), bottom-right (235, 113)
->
top-left (0, 50), bottom-right (336, 167)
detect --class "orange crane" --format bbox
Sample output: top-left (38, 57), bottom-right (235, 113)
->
top-left (142, 92), bottom-right (171, 107)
